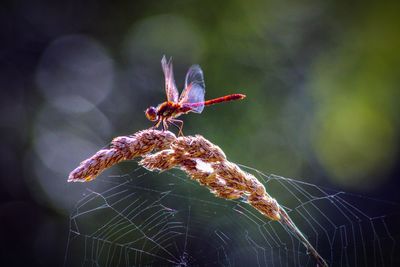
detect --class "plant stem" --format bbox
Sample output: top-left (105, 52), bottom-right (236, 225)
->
top-left (279, 208), bottom-right (329, 267)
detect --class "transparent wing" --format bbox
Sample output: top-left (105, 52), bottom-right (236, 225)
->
top-left (180, 84), bottom-right (205, 113)
top-left (161, 55), bottom-right (179, 103)
top-left (183, 64), bottom-right (205, 92)
top-left (179, 64), bottom-right (205, 113)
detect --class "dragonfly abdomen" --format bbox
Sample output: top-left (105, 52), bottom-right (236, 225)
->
top-left (187, 93), bottom-right (246, 108)
top-left (205, 93), bottom-right (246, 106)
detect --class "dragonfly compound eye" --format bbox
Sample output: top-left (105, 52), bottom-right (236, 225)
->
top-left (145, 106), bottom-right (158, 121)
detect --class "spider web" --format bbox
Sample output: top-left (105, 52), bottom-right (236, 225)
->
top-left (64, 163), bottom-right (400, 267)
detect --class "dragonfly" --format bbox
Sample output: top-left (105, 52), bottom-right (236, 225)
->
top-left (145, 56), bottom-right (246, 135)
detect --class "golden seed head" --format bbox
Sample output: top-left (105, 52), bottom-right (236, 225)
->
top-left (68, 128), bottom-right (280, 221)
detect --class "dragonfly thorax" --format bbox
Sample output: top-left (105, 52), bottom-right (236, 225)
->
top-left (156, 101), bottom-right (182, 118)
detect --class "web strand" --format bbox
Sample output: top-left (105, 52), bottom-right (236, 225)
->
top-left (65, 169), bottom-right (399, 266)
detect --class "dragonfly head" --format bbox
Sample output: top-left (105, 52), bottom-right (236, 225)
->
top-left (145, 106), bottom-right (158, 121)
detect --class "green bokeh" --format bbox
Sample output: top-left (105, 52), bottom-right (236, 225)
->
top-left (309, 2), bottom-right (400, 188)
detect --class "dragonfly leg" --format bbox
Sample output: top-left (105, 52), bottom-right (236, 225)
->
top-left (152, 119), bottom-right (162, 129)
top-left (169, 121), bottom-right (179, 133)
top-left (170, 119), bottom-right (184, 136)
top-left (162, 119), bottom-right (169, 131)
top-left (168, 120), bottom-right (182, 136)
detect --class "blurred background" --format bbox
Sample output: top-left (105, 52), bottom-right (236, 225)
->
top-left (1, 0), bottom-right (399, 266)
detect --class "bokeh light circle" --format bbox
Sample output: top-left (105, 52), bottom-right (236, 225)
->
top-left (36, 34), bottom-right (114, 113)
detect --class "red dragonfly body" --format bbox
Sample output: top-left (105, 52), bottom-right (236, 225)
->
top-left (145, 56), bottom-right (246, 135)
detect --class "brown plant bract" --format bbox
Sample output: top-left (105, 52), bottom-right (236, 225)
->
top-left (68, 129), bottom-right (328, 266)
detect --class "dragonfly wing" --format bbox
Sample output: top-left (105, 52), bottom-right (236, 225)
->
top-left (179, 64), bottom-right (205, 113)
top-left (161, 55), bottom-right (179, 103)
top-left (184, 64), bottom-right (205, 90)
top-left (181, 84), bottom-right (205, 113)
